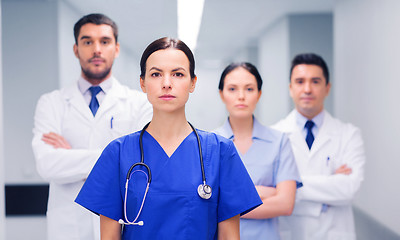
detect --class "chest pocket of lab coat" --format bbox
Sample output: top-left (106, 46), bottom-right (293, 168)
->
top-left (308, 137), bottom-right (341, 175)
top-left (61, 105), bottom-right (135, 149)
top-left (110, 118), bottom-right (135, 137)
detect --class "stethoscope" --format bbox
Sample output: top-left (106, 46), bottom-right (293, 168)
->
top-left (118, 122), bottom-right (212, 226)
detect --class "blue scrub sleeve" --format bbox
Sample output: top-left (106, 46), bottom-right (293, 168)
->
top-left (75, 140), bottom-right (123, 221)
top-left (217, 139), bottom-right (262, 222)
top-left (275, 133), bottom-right (303, 188)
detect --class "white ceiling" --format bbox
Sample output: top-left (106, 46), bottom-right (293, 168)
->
top-left (64, 0), bottom-right (333, 67)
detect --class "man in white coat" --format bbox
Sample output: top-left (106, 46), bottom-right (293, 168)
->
top-left (272, 53), bottom-right (365, 240)
top-left (32, 14), bottom-right (152, 240)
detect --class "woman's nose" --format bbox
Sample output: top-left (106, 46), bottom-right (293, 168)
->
top-left (238, 90), bottom-right (245, 100)
top-left (162, 76), bottom-right (172, 89)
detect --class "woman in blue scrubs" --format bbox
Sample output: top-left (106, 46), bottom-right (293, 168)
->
top-left (75, 38), bottom-right (262, 240)
top-left (214, 62), bottom-right (302, 240)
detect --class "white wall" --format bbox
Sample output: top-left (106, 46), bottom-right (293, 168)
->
top-left (0, 1), bottom-right (5, 238)
top-left (58, 0), bottom-right (81, 88)
top-left (231, 45), bottom-right (259, 66)
top-left (186, 66), bottom-right (226, 131)
top-left (112, 50), bottom-right (141, 91)
top-left (257, 17), bottom-right (291, 125)
top-left (334, 0), bottom-right (400, 235)
top-left (2, 1), bottom-right (59, 239)
top-left (3, 0), bottom-right (59, 184)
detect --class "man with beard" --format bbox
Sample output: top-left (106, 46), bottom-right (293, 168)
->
top-left (32, 13), bottom-right (152, 240)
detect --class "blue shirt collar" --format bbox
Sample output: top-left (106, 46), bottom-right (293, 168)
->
top-left (252, 117), bottom-right (272, 141)
top-left (219, 116), bottom-right (273, 142)
top-left (219, 118), bottom-right (234, 140)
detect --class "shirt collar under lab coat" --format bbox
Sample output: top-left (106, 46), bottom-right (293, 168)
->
top-left (78, 76), bottom-right (114, 105)
top-left (78, 76), bottom-right (114, 95)
top-left (295, 109), bottom-right (324, 139)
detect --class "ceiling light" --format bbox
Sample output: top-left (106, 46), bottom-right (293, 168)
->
top-left (177, 0), bottom-right (205, 51)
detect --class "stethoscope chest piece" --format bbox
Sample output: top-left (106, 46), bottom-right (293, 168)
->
top-left (197, 183), bottom-right (212, 199)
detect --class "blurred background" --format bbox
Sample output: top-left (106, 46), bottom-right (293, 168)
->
top-left (0, 0), bottom-right (399, 239)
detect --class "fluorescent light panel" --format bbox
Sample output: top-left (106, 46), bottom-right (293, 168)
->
top-left (177, 0), bottom-right (205, 51)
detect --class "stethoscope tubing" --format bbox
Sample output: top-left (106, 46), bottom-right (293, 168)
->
top-left (122, 170), bottom-right (149, 225)
top-left (125, 121), bottom-right (204, 184)
top-left (125, 122), bottom-right (152, 182)
top-left (188, 122), bottom-right (207, 185)
top-left (120, 121), bottom-right (211, 226)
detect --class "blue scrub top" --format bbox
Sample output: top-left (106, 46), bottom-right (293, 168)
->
top-left (215, 117), bottom-right (302, 240)
top-left (76, 129), bottom-right (262, 240)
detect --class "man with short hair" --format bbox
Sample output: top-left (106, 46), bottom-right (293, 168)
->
top-left (32, 13), bottom-right (152, 240)
top-left (273, 53), bottom-right (365, 240)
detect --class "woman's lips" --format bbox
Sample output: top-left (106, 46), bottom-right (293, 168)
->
top-left (159, 94), bottom-right (176, 100)
top-left (235, 104), bottom-right (247, 108)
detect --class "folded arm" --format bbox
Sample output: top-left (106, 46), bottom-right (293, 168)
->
top-left (33, 134), bottom-right (102, 184)
top-left (242, 180), bottom-right (297, 219)
top-left (42, 132), bottom-right (71, 149)
top-left (297, 128), bottom-right (365, 206)
top-left (32, 94), bottom-right (102, 184)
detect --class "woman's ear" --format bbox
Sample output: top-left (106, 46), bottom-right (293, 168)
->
top-left (189, 76), bottom-right (197, 93)
top-left (219, 90), bottom-right (225, 103)
top-left (140, 77), bottom-right (146, 93)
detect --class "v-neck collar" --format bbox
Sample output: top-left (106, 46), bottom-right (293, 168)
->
top-left (143, 131), bottom-right (195, 159)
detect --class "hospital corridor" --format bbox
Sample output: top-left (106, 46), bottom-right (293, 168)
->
top-left (0, 0), bottom-right (400, 239)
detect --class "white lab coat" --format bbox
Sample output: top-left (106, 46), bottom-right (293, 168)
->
top-left (32, 78), bottom-right (152, 240)
top-left (272, 110), bottom-right (365, 240)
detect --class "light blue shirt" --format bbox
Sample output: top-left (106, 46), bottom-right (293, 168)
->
top-left (214, 117), bottom-right (302, 240)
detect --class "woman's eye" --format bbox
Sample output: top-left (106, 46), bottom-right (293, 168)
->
top-left (83, 41), bottom-right (92, 45)
top-left (151, 72), bottom-right (161, 77)
top-left (228, 87), bottom-right (235, 91)
top-left (247, 88), bottom-right (254, 92)
top-left (174, 72), bottom-right (184, 77)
